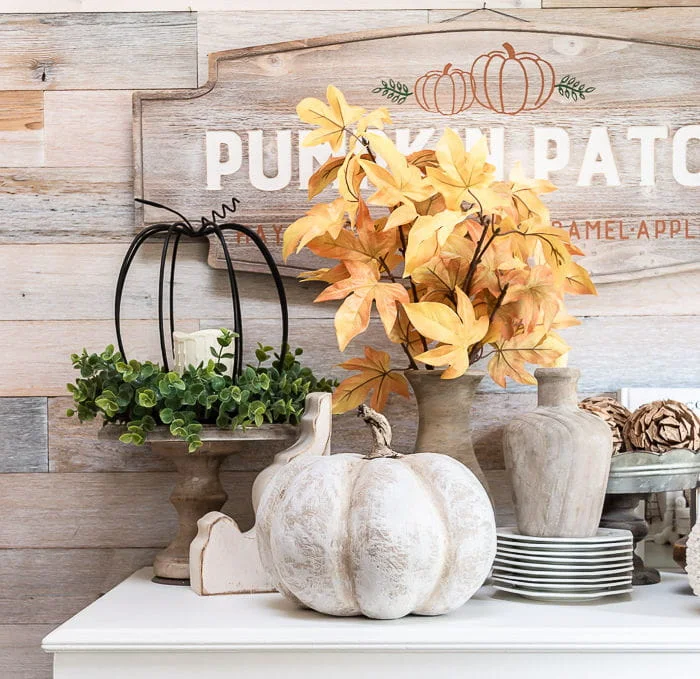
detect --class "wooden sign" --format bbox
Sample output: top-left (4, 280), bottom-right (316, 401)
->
top-left (133, 22), bottom-right (700, 281)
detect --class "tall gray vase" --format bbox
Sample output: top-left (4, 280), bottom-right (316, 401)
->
top-left (503, 367), bottom-right (613, 538)
top-left (405, 369), bottom-right (490, 495)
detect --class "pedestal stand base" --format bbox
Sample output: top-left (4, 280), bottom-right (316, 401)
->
top-left (151, 576), bottom-right (191, 587)
top-left (632, 554), bottom-right (660, 586)
top-left (600, 492), bottom-right (657, 586)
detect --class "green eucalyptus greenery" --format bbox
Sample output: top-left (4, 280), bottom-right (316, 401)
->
top-left (67, 330), bottom-right (336, 453)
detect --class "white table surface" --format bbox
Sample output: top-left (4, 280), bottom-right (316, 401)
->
top-left (43, 568), bottom-right (700, 679)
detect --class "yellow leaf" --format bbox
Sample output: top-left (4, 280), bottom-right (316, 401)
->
top-left (562, 260), bottom-right (597, 296)
top-left (426, 131), bottom-right (503, 213)
top-left (550, 303), bottom-right (581, 330)
top-left (403, 210), bottom-right (466, 275)
top-left (307, 156), bottom-right (345, 200)
top-left (506, 162), bottom-right (557, 223)
top-left (332, 346), bottom-right (410, 414)
top-left (359, 133), bottom-right (434, 207)
top-left (520, 331), bottom-right (570, 367)
top-left (385, 203), bottom-right (418, 230)
top-left (388, 306), bottom-right (425, 357)
top-left (282, 198), bottom-right (346, 261)
top-left (503, 217), bottom-right (573, 276)
top-left (404, 288), bottom-right (489, 379)
top-left (298, 85), bottom-right (365, 153)
top-left (315, 260), bottom-right (409, 351)
top-left (356, 107), bottom-right (392, 135)
top-left (337, 153), bottom-right (365, 224)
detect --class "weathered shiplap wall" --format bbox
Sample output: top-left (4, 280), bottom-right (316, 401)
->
top-left (0, 6), bottom-right (699, 678)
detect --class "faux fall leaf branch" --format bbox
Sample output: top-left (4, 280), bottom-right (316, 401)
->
top-left (283, 85), bottom-right (597, 414)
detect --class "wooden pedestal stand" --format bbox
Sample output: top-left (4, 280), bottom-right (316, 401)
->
top-left (100, 424), bottom-right (297, 585)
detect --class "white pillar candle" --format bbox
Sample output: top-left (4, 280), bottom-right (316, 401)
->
top-left (172, 329), bottom-right (235, 374)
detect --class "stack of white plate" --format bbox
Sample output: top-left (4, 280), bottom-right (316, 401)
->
top-left (492, 528), bottom-right (634, 601)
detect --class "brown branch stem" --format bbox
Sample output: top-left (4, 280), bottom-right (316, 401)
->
top-left (401, 342), bottom-right (419, 370)
top-left (469, 282), bottom-right (509, 364)
top-left (397, 224), bottom-right (430, 363)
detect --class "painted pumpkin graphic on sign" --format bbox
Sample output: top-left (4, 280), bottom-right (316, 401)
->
top-left (414, 63), bottom-right (475, 116)
top-left (472, 43), bottom-right (555, 115)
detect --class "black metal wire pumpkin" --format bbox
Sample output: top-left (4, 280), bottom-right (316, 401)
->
top-left (114, 197), bottom-right (288, 378)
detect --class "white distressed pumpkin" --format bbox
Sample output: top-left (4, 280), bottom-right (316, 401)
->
top-left (257, 406), bottom-right (496, 619)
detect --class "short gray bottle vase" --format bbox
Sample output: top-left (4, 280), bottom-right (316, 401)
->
top-left (503, 367), bottom-right (613, 537)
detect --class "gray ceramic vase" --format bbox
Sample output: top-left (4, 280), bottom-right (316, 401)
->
top-left (405, 369), bottom-right (490, 495)
top-left (503, 367), bottom-right (613, 538)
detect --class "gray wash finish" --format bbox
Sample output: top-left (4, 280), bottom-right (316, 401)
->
top-left (0, 397), bottom-right (48, 472)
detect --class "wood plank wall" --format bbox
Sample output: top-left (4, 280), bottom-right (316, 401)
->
top-left (0, 6), bottom-right (698, 677)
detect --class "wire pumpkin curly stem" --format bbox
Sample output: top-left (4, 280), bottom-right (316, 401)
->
top-left (116, 197), bottom-right (288, 379)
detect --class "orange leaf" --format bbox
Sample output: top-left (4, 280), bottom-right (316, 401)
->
top-left (298, 262), bottom-right (349, 284)
top-left (332, 346), bottom-right (409, 414)
top-left (307, 211), bottom-right (400, 271)
top-left (307, 156), bottom-right (345, 200)
top-left (469, 238), bottom-right (525, 297)
top-left (412, 255), bottom-right (470, 304)
top-left (499, 265), bottom-right (563, 335)
top-left (315, 260), bottom-right (409, 351)
top-left (486, 329), bottom-right (569, 387)
top-left (550, 303), bottom-right (581, 330)
top-left (406, 149), bottom-right (439, 169)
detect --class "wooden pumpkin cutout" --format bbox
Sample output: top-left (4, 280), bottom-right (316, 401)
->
top-left (190, 392), bottom-right (332, 595)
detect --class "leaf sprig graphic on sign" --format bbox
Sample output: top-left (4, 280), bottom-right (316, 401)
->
top-left (556, 75), bottom-right (595, 102)
top-left (282, 86), bottom-right (598, 414)
top-left (372, 78), bottom-right (413, 104)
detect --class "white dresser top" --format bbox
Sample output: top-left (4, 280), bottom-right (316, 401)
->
top-left (43, 568), bottom-right (700, 654)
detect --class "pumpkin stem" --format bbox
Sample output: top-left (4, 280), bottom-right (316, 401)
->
top-left (357, 405), bottom-right (403, 459)
top-left (442, 63), bottom-right (452, 75)
top-left (503, 43), bottom-right (516, 59)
